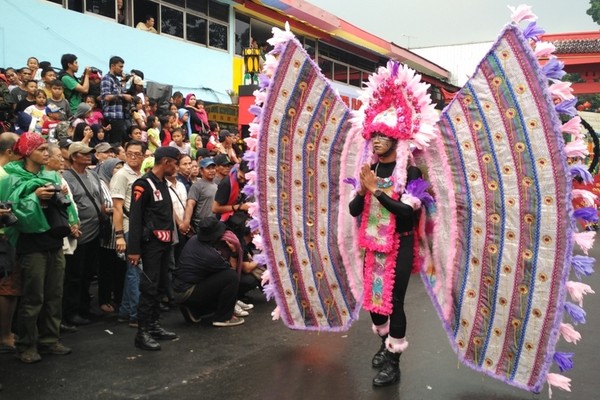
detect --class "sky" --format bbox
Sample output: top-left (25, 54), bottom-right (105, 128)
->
top-left (315, 0), bottom-right (599, 48)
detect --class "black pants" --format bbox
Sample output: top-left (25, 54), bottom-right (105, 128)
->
top-left (98, 247), bottom-right (126, 306)
top-left (105, 118), bottom-right (127, 145)
top-left (370, 234), bottom-right (413, 338)
top-left (179, 269), bottom-right (238, 322)
top-left (238, 272), bottom-right (259, 299)
top-left (63, 236), bottom-right (100, 319)
top-left (137, 238), bottom-right (171, 326)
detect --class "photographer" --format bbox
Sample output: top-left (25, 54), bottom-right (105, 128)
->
top-left (0, 133), bottom-right (78, 364)
top-left (100, 56), bottom-right (132, 145)
top-left (0, 132), bottom-right (20, 355)
top-left (60, 54), bottom-right (90, 115)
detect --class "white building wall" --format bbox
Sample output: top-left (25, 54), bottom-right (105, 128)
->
top-left (413, 42), bottom-right (493, 87)
top-left (0, 0), bottom-right (234, 101)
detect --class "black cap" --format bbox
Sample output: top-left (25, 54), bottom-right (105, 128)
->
top-left (154, 146), bottom-right (182, 162)
top-left (196, 148), bottom-right (216, 158)
top-left (214, 153), bottom-right (234, 166)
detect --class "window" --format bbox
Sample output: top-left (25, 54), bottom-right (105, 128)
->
top-left (186, 13), bottom-right (207, 45)
top-left (333, 62), bottom-right (347, 83)
top-left (318, 58), bottom-right (333, 81)
top-left (47, 0), bottom-right (229, 50)
top-left (86, 0), bottom-right (116, 19)
top-left (161, 5), bottom-right (184, 38)
top-left (209, 21), bottom-right (228, 50)
top-left (349, 68), bottom-right (362, 87)
top-left (234, 14), bottom-right (250, 56)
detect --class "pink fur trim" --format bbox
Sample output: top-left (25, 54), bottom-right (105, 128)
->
top-left (572, 189), bottom-right (598, 207)
top-left (372, 321), bottom-right (390, 336)
top-left (386, 336), bottom-right (408, 353)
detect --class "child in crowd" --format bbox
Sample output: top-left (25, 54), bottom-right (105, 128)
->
top-left (40, 68), bottom-right (57, 97)
top-left (84, 95), bottom-right (105, 126)
top-left (169, 127), bottom-right (190, 155)
top-left (160, 114), bottom-right (173, 147)
top-left (178, 109), bottom-right (191, 139)
top-left (146, 115), bottom-right (161, 153)
top-left (41, 104), bottom-right (63, 140)
top-left (23, 89), bottom-right (48, 133)
top-left (15, 80), bottom-right (38, 113)
top-left (131, 96), bottom-right (147, 130)
top-left (46, 79), bottom-right (72, 121)
top-left (71, 102), bottom-right (92, 128)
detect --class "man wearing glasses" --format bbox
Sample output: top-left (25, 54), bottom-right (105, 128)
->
top-left (128, 146), bottom-right (181, 351)
top-left (110, 140), bottom-right (145, 328)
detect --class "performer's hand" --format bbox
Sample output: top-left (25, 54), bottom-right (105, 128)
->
top-left (359, 163), bottom-right (377, 194)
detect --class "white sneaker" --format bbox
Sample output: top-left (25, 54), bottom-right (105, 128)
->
top-left (234, 304), bottom-right (249, 317)
top-left (213, 316), bottom-right (245, 327)
top-left (236, 300), bottom-right (254, 311)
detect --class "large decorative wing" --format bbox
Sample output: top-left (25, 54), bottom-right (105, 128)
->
top-left (419, 7), bottom-right (595, 394)
top-left (246, 24), bottom-right (363, 331)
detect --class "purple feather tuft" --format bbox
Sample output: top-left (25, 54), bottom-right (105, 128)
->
top-left (571, 255), bottom-right (595, 280)
top-left (343, 177), bottom-right (359, 189)
top-left (405, 178), bottom-right (434, 204)
top-left (253, 253), bottom-right (267, 265)
top-left (555, 98), bottom-right (578, 117)
top-left (243, 151), bottom-right (258, 170)
top-left (247, 218), bottom-right (260, 232)
top-left (263, 282), bottom-right (276, 301)
top-left (564, 302), bottom-right (587, 325)
top-left (522, 21), bottom-right (545, 40)
top-left (541, 57), bottom-right (566, 80)
top-left (241, 184), bottom-right (256, 198)
top-left (258, 74), bottom-right (270, 89)
top-left (249, 104), bottom-right (262, 117)
top-left (391, 61), bottom-right (400, 78)
top-left (573, 207), bottom-right (599, 223)
top-left (553, 352), bottom-right (575, 372)
top-left (570, 164), bottom-right (593, 184)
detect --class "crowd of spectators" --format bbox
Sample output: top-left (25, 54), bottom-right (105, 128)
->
top-left (0, 54), bottom-right (263, 367)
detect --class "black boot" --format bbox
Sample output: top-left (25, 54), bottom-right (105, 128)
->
top-left (147, 321), bottom-right (179, 341)
top-left (372, 335), bottom-right (387, 368)
top-left (134, 327), bottom-right (161, 351)
top-left (372, 350), bottom-right (401, 387)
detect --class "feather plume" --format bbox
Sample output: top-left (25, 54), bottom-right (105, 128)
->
top-left (570, 163), bottom-right (593, 184)
top-left (573, 231), bottom-right (596, 254)
top-left (541, 57), bottom-right (566, 80)
top-left (564, 139), bottom-right (589, 158)
top-left (261, 269), bottom-right (271, 286)
top-left (271, 306), bottom-right (281, 320)
top-left (534, 41), bottom-right (556, 58)
top-left (572, 189), bottom-right (597, 207)
top-left (252, 234), bottom-right (263, 250)
top-left (564, 302), bottom-right (587, 325)
top-left (555, 98), bottom-right (578, 117)
top-left (565, 281), bottom-right (595, 307)
top-left (553, 352), bottom-right (575, 372)
top-left (547, 373), bottom-right (571, 397)
top-left (343, 177), bottom-right (359, 190)
top-left (561, 116), bottom-right (582, 135)
top-left (522, 21), bottom-right (545, 40)
top-left (258, 74), bottom-right (270, 90)
top-left (559, 323), bottom-right (581, 344)
top-left (508, 4), bottom-right (538, 23)
top-left (571, 255), bottom-right (595, 279)
top-left (573, 207), bottom-right (599, 223)
top-left (548, 81), bottom-right (574, 101)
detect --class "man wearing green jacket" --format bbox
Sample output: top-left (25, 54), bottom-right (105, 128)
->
top-left (0, 132), bottom-right (78, 363)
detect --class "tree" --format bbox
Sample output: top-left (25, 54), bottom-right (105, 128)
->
top-left (587, 0), bottom-right (600, 24)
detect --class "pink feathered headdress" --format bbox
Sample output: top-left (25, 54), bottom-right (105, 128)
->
top-left (350, 60), bottom-right (438, 192)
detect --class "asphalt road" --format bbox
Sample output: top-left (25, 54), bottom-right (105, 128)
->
top-left (1, 245), bottom-right (599, 400)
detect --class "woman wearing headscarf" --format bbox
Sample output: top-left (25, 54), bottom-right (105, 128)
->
top-left (177, 108), bottom-right (192, 140)
top-left (96, 158), bottom-right (126, 313)
top-left (184, 94), bottom-right (209, 134)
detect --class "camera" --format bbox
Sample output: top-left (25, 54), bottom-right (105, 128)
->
top-left (0, 201), bottom-right (18, 227)
top-left (46, 184), bottom-right (71, 208)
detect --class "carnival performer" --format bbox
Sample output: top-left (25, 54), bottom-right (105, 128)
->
top-left (347, 61), bottom-right (436, 387)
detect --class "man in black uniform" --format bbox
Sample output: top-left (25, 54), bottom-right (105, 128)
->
top-left (128, 146), bottom-right (181, 351)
